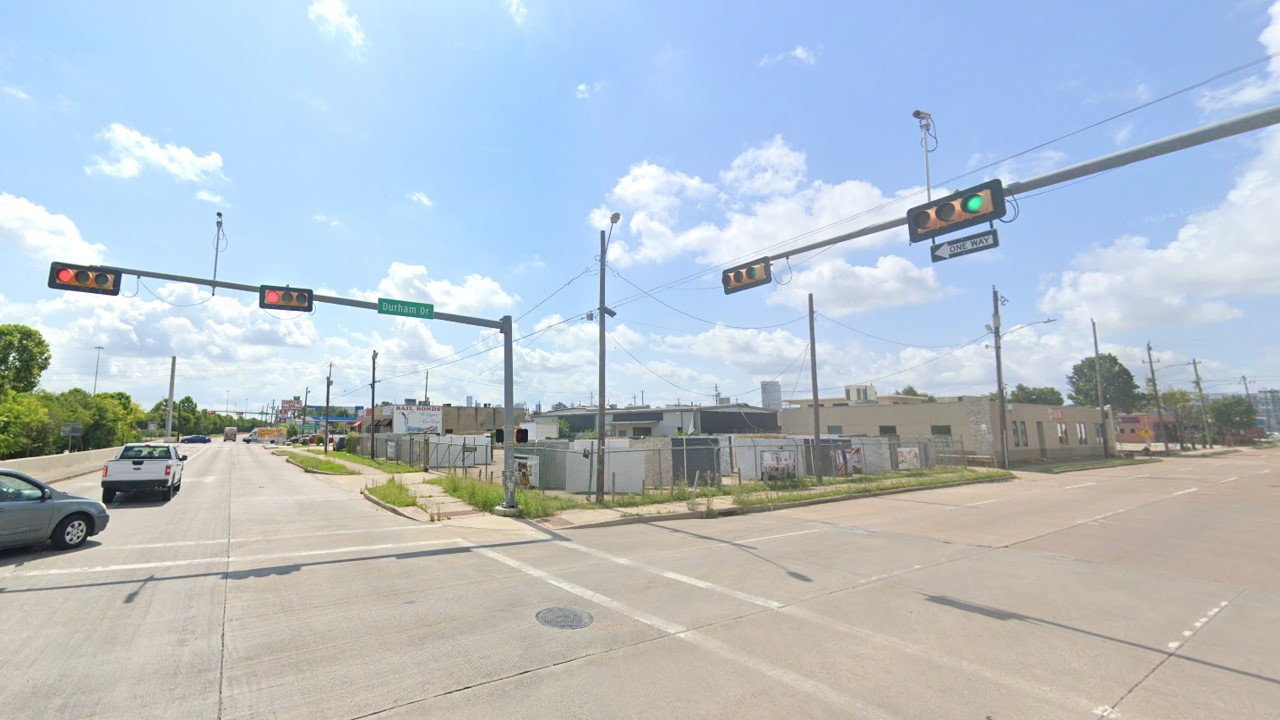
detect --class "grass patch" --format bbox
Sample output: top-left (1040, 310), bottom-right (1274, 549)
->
top-left (365, 477), bottom-right (418, 507)
top-left (732, 467), bottom-right (1011, 508)
top-left (429, 474), bottom-right (588, 519)
top-left (324, 450), bottom-right (422, 474)
top-left (272, 449), bottom-right (360, 475)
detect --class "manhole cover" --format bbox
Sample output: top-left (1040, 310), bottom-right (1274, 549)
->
top-left (536, 607), bottom-right (593, 630)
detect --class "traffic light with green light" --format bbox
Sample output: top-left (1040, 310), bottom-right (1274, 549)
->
top-left (258, 285), bottom-right (314, 312)
top-left (906, 179), bottom-right (1007, 243)
top-left (721, 258), bottom-right (773, 295)
top-left (47, 262), bottom-right (123, 296)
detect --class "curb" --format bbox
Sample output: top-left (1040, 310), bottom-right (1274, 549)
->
top-left (560, 473), bottom-right (1015, 529)
top-left (360, 489), bottom-right (426, 522)
top-left (281, 455), bottom-right (359, 476)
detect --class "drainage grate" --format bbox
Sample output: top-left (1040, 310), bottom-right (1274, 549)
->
top-left (536, 606), bottom-right (593, 630)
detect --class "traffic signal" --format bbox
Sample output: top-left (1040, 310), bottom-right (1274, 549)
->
top-left (515, 428), bottom-right (529, 444)
top-left (492, 428), bottom-right (505, 443)
top-left (47, 263), bottom-right (122, 296)
top-left (906, 179), bottom-right (1007, 243)
top-left (258, 285), bottom-right (314, 312)
top-left (721, 258), bottom-right (773, 295)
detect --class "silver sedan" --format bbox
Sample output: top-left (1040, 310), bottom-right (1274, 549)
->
top-left (0, 469), bottom-right (110, 551)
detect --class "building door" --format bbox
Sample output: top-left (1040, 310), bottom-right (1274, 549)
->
top-left (1035, 422), bottom-right (1048, 459)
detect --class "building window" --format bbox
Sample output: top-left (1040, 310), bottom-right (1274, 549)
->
top-left (930, 425), bottom-right (952, 437)
top-left (1020, 421), bottom-right (1028, 447)
top-left (632, 426), bottom-right (652, 437)
top-left (1076, 422), bottom-right (1088, 444)
top-left (1057, 422), bottom-right (1068, 445)
top-left (878, 425), bottom-right (897, 437)
top-left (826, 425), bottom-right (842, 434)
top-left (1011, 421), bottom-right (1021, 447)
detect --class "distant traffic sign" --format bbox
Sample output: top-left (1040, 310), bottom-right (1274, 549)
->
top-left (378, 298), bottom-right (434, 319)
top-left (929, 228), bottom-right (999, 263)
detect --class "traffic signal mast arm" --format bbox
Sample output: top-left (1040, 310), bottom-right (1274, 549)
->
top-left (741, 103), bottom-right (1280, 266)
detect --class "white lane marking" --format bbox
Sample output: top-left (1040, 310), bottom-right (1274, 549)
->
top-left (559, 541), bottom-right (782, 609)
top-left (945, 497), bottom-right (1005, 511)
top-left (737, 529), bottom-right (824, 544)
top-left (1166, 600), bottom-right (1231, 652)
top-left (1064, 482), bottom-right (1097, 489)
top-left (109, 524), bottom-right (443, 550)
top-left (1259, 468), bottom-right (1272, 474)
top-left (12, 539), bottom-right (458, 577)
top-left (1172, 488), bottom-right (1199, 496)
top-left (1093, 706), bottom-right (1122, 718)
top-left (1129, 473), bottom-right (1151, 479)
top-left (459, 539), bottom-right (896, 719)
top-left (1219, 476), bottom-right (1238, 484)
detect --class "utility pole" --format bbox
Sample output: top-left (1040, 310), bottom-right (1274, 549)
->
top-left (1192, 359), bottom-right (1211, 448)
top-left (302, 386), bottom-right (310, 431)
top-left (1146, 342), bottom-right (1170, 454)
top-left (324, 362), bottom-right (333, 455)
top-left (1091, 319), bottom-right (1109, 458)
top-left (92, 346), bottom-right (104, 397)
top-left (424, 370), bottom-right (429, 406)
top-left (1242, 375), bottom-right (1252, 404)
top-left (370, 350), bottom-right (378, 459)
top-left (596, 213), bottom-right (620, 504)
top-left (992, 287), bottom-right (1009, 469)
top-left (808, 293), bottom-right (822, 484)
top-left (164, 356), bottom-right (176, 440)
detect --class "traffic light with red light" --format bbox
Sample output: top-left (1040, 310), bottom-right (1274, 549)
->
top-left (515, 428), bottom-right (529, 444)
top-left (721, 258), bottom-right (773, 295)
top-left (906, 179), bottom-right (1008, 243)
top-left (47, 263), bottom-right (122, 296)
top-left (258, 285), bottom-right (314, 312)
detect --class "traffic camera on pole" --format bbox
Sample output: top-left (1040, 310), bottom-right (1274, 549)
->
top-left (906, 179), bottom-right (1008, 243)
top-left (258, 285), bottom-right (314, 312)
top-left (721, 258), bottom-right (774, 295)
top-left (47, 263), bottom-right (123, 296)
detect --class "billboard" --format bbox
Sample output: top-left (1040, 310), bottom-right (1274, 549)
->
top-left (393, 405), bottom-right (443, 434)
top-left (303, 405), bottom-right (363, 422)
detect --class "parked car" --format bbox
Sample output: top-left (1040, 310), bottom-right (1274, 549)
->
top-left (180, 435), bottom-right (211, 443)
top-left (0, 469), bottom-right (110, 551)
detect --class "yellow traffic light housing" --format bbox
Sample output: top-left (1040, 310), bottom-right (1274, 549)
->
top-left (907, 179), bottom-right (1007, 243)
top-left (259, 285), bottom-right (314, 312)
top-left (47, 263), bottom-right (123, 296)
top-left (721, 258), bottom-right (773, 295)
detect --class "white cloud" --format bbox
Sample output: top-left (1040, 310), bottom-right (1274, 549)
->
top-left (767, 255), bottom-right (944, 317)
top-left (576, 82), bottom-right (603, 99)
top-left (1108, 121), bottom-right (1135, 146)
top-left (85, 124), bottom-right (226, 183)
top-left (721, 135), bottom-right (806, 197)
top-left (314, 213), bottom-right (341, 227)
top-left (349, 261), bottom-right (519, 316)
top-left (406, 192), bottom-right (433, 207)
top-left (0, 193), bottom-right (106, 264)
top-left (2, 86), bottom-right (31, 101)
top-left (308, 0), bottom-right (367, 56)
top-left (758, 44), bottom-right (820, 68)
top-left (1198, 1), bottom-right (1280, 111)
top-left (196, 190), bottom-right (227, 205)
top-left (1040, 124), bottom-right (1280, 331)
top-left (507, 0), bottom-right (528, 25)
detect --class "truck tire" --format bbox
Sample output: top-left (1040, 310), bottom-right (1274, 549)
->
top-left (51, 514), bottom-right (91, 550)
top-left (164, 483), bottom-right (174, 501)
top-left (103, 488), bottom-right (116, 504)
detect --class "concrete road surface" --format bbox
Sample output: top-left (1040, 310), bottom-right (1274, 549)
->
top-left (2, 443), bottom-right (1277, 719)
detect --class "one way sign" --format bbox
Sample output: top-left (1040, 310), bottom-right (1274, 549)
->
top-left (930, 228), bottom-right (999, 263)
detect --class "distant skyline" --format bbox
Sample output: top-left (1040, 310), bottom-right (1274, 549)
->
top-left (2, 1), bottom-right (1278, 416)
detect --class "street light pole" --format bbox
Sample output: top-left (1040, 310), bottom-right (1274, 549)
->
top-left (1091, 320), bottom-right (1109, 459)
top-left (92, 346), bottom-right (104, 397)
top-left (913, 110), bottom-right (935, 202)
top-left (596, 212), bottom-right (620, 504)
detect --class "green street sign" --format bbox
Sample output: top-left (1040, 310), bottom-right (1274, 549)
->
top-left (377, 298), bottom-right (434, 319)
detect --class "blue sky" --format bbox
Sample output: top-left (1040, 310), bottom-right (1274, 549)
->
top-left (2, 0), bottom-right (1278, 417)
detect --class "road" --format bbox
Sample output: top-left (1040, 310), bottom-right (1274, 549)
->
top-left (2, 443), bottom-right (1277, 719)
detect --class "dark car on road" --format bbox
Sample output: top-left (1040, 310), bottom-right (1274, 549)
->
top-left (180, 435), bottom-right (212, 443)
top-left (0, 469), bottom-right (110, 551)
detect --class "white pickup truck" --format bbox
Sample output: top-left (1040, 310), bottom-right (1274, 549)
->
top-left (101, 443), bottom-right (186, 503)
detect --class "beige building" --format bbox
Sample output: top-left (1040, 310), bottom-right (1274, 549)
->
top-left (779, 394), bottom-right (1110, 465)
top-left (366, 404), bottom-right (526, 436)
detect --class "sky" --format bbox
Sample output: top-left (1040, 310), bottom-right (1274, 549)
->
top-left (2, 0), bottom-right (1279, 419)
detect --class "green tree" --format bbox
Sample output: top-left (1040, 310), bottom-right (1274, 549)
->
top-left (1161, 388), bottom-right (1199, 448)
top-left (895, 385), bottom-right (936, 402)
top-left (0, 392), bottom-right (54, 458)
top-left (556, 418), bottom-right (570, 438)
top-left (1066, 353), bottom-right (1143, 412)
top-left (1208, 396), bottom-right (1256, 443)
top-left (1008, 384), bottom-right (1065, 406)
top-left (551, 401), bottom-right (569, 411)
top-left (0, 324), bottom-right (52, 394)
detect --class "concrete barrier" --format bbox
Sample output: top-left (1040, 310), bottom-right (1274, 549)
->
top-left (0, 447), bottom-right (123, 483)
